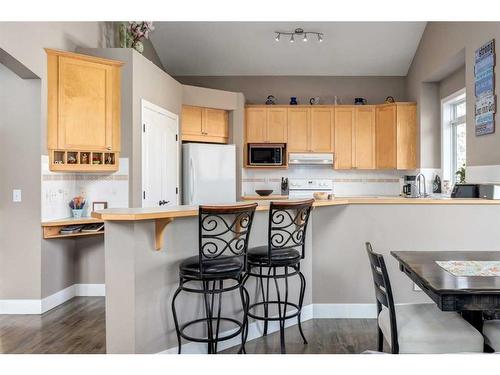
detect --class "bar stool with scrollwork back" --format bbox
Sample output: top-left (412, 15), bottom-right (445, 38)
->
top-left (171, 202), bottom-right (258, 354)
top-left (242, 199), bottom-right (314, 354)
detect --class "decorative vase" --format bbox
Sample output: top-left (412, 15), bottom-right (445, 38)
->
top-left (118, 23), bottom-right (130, 48)
top-left (133, 41), bottom-right (144, 54)
top-left (290, 97), bottom-right (298, 105)
top-left (72, 209), bottom-right (84, 219)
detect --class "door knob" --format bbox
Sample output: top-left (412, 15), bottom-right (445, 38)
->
top-left (159, 200), bottom-right (170, 206)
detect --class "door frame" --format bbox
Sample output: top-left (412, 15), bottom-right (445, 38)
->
top-left (141, 99), bottom-right (179, 207)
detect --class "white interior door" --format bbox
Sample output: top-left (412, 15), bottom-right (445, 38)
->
top-left (141, 100), bottom-right (179, 208)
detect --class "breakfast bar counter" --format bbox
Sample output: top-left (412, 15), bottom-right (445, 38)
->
top-left (95, 198), bottom-right (500, 354)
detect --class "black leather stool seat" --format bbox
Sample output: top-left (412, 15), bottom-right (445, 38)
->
top-left (247, 246), bottom-right (301, 266)
top-left (179, 255), bottom-right (244, 279)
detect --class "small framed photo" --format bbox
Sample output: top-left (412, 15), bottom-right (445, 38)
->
top-left (92, 201), bottom-right (108, 211)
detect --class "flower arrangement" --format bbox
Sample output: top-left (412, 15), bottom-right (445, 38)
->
top-left (69, 196), bottom-right (86, 218)
top-left (119, 21), bottom-right (155, 54)
top-left (69, 196), bottom-right (86, 210)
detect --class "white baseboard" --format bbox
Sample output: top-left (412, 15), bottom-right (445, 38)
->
top-left (159, 303), bottom-right (373, 354)
top-left (75, 283), bottom-right (106, 296)
top-left (467, 165), bottom-right (500, 183)
top-left (0, 283), bottom-right (105, 315)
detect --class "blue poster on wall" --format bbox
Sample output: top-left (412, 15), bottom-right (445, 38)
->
top-left (475, 67), bottom-right (494, 97)
top-left (475, 39), bottom-right (496, 136)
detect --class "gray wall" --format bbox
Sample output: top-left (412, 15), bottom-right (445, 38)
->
top-left (176, 76), bottom-right (407, 105)
top-left (0, 22), bottom-right (107, 300)
top-left (440, 65), bottom-right (466, 99)
top-left (407, 22), bottom-right (500, 168)
top-left (0, 63), bottom-right (41, 299)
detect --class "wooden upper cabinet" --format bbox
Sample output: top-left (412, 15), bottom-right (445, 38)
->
top-left (310, 108), bottom-right (334, 152)
top-left (354, 106), bottom-right (376, 169)
top-left (266, 108), bottom-right (287, 143)
top-left (375, 104), bottom-right (397, 169)
top-left (245, 107), bottom-right (267, 143)
top-left (375, 103), bottom-right (417, 170)
top-left (396, 103), bottom-right (417, 169)
top-left (287, 108), bottom-right (310, 152)
top-left (47, 49), bottom-right (122, 153)
top-left (182, 106), bottom-right (203, 136)
top-left (334, 107), bottom-right (355, 169)
top-left (204, 108), bottom-right (228, 139)
top-left (182, 105), bottom-right (229, 144)
top-left (46, 49), bottom-right (122, 172)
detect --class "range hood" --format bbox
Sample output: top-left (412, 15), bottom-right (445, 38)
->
top-left (288, 153), bottom-right (334, 165)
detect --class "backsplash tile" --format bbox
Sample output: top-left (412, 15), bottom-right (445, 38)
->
top-left (41, 155), bottom-right (129, 221)
top-left (242, 166), bottom-right (441, 197)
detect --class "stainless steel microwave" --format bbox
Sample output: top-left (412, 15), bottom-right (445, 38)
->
top-left (248, 144), bottom-right (285, 166)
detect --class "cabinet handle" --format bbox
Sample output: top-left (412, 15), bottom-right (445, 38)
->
top-left (107, 146), bottom-right (112, 150)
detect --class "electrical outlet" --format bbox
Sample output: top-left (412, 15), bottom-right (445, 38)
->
top-left (12, 189), bottom-right (22, 202)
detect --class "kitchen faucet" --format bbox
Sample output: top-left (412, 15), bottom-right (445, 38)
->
top-left (415, 173), bottom-right (427, 198)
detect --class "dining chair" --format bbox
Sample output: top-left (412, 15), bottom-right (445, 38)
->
top-left (365, 242), bottom-right (484, 353)
top-left (483, 320), bottom-right (500, 351)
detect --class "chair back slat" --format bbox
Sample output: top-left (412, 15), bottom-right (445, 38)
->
top-left (267, 199), bottom-right (314, 262)
top-left (198, 203), bottom-right (257, 277)
top-left (365, 242), bottom-right (399, 353)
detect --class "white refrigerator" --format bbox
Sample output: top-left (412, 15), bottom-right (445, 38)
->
top-left (182, 143), bottom-right (236, 205)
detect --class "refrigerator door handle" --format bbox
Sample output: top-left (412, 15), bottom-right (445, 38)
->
top-left (190, 158), bottom-right (195, 204)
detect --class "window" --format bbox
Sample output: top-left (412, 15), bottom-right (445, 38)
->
top-left (441, 90), bottom-right (466, 183)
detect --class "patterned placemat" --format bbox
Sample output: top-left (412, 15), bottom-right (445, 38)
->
top-left (436, 260), bottom-right (500, 277)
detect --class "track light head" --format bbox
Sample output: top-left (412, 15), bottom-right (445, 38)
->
top-left (303, 33), bottom-right (308, 42)
top-left (290, 34), bottom-right (295, 43)
top-left (275, 33), bottom-right (280, 42)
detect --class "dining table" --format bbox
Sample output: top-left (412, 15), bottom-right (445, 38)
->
top-left (391, 251), bottom-right (500, 332)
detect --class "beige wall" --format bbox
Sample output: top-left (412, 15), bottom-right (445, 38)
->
top-left (440, 65), bottom-right (466, 99)
top-left (0, 22), bottom-right (107, 300)
top-left (407, 22), bottom-right (500, 168)
top-left (177, 76), bottom-right (407, 105)
top-left (0, 64), bottom-right (42, 299)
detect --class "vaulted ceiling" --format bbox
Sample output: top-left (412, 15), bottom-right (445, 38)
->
top-left (150, 22), bottom-right (427, 76)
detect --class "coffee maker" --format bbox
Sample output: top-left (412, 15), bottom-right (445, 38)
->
top-left (402, 175), bottom-right (418, 198)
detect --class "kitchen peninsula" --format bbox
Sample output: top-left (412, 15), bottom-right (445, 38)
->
top-left (93, 198), bottom-right (500, 354)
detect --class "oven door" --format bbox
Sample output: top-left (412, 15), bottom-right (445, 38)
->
top-left (249, 144), bottom-right (283, 166)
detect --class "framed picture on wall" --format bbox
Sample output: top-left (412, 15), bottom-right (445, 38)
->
top-left (92, 201), bottom-right (108, 212)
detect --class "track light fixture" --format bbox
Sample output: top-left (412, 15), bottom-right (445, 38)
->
top-left (274, 28), bottom-right (324, 43)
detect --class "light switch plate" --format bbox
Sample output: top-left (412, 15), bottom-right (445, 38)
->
top-left (13, 189), bottom-right (22, 202)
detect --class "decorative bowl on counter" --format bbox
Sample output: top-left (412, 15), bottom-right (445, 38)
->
top-left (255, 189), bottom-right (273, 197)
top-left (313, 192), bottom-right (329, 200)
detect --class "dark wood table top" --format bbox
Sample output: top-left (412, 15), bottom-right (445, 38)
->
top-left (391, 251), bottom-right (500, 294)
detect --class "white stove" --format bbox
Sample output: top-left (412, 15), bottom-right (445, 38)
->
top-left (288, 178), bottom-right (333, 199)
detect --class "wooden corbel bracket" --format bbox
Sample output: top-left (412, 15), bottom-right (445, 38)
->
top-left (154, 218), bottom-right (174, 251)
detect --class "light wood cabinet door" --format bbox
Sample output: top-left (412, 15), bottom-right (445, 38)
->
top-left (334, 107), bottom-right (355, 169)
top-left (246, 108), bottom-right (267, 143)
top-left (182, 106), bottom-right (203, 136)
top-left (267, 108), bottom-right (287, 143)
top-left (310, 108), bottom-right (334, 152)
top-left (396, 103), bottom-right (417, 169)
top-left (204, 108), bottom-right (228, 138)
top-left (354, 107), bottom-right (376, 169)
top-left (57, 56), bottom-right (114, 151)
top-left (287, 108), bottom-right (310, 152)
top-left (375, 104), bottom-right (397, 169)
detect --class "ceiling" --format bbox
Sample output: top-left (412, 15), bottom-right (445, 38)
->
top-left (150, 22), bottom-right (427, 76)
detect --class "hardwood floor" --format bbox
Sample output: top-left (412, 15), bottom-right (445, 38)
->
top-left (0, 297), bottom-right (105, 354)
top-left (0, 297), bottom-right (378, 354)
top-left (222, 319), bottom-right (378, 354)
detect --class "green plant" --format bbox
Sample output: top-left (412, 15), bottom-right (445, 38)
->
top-left (455, 164), bottom-right (466, 183)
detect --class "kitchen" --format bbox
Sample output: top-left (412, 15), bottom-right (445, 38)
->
top-left (2, 14), bottom-right (500, 368)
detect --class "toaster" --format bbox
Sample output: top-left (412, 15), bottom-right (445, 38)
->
top-left (479, 184), bottom-right (500, 199)
top-left (450, 183), bottom-right (479, 198)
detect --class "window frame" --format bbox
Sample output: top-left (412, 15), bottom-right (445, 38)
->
top-left (441, 88), bottom-right (466, 183)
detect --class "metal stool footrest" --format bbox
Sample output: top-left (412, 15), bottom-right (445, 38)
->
top-left (247, 300), bottom-right (301, 321)
top-left (179, 317), bottom-right (243, 343)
